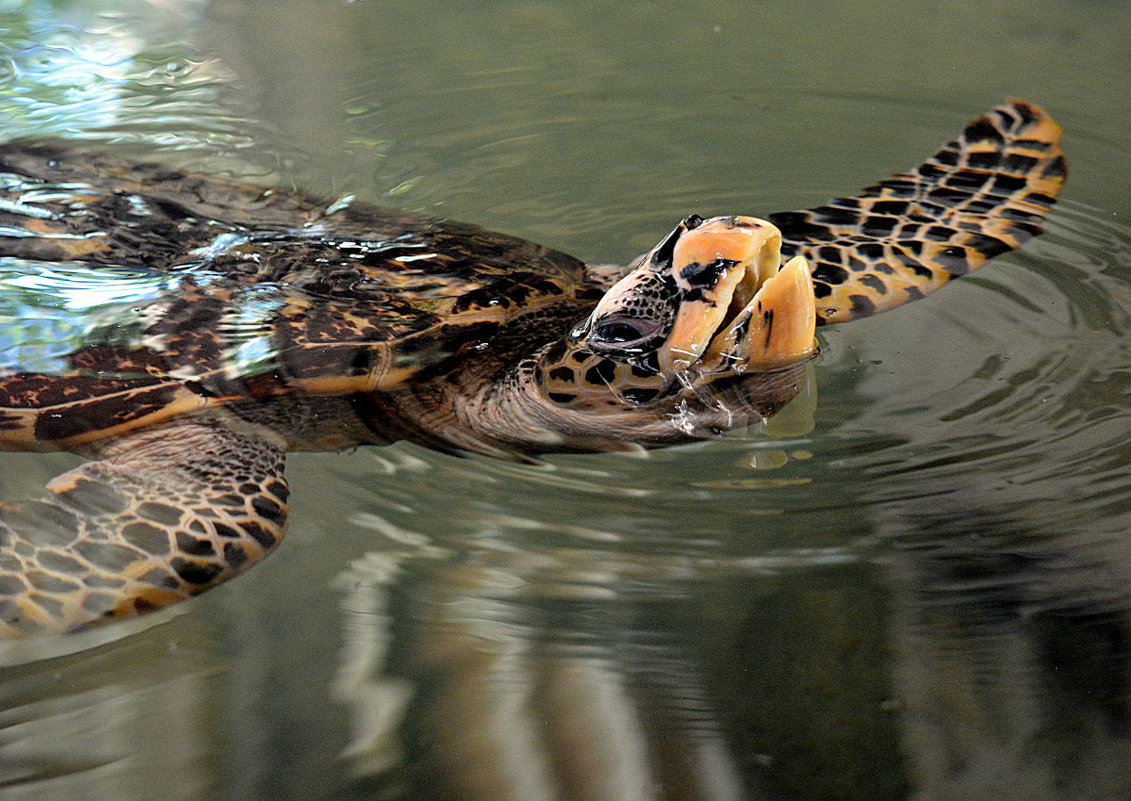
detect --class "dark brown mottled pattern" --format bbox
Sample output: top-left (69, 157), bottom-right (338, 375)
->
top-left (771, 101), bottom-right (1066, 324)
top-left (0, 141), bottom-right (592, 441)
top-left (0, 422), bottom-right (286, 636)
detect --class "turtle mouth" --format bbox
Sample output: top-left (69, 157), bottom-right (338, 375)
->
top-left (663, 216), bottom-right (817, 374)
top-left (698, 252), bottom-right (817, 372)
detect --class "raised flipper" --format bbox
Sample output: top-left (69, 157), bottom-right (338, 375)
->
top-left (770, 101), bottom-right (1067, 324)
top-left (0, 422), bottom-right (288, 636)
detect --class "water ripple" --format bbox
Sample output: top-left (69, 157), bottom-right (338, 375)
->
top-left (0, 5), bottom-right (267, 155)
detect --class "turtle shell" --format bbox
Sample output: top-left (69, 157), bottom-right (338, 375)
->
top-left (0, 143), bottom-right (600, 448)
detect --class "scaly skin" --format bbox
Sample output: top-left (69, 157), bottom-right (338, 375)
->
top-left (772, 100), bottom-right (1067, 323)
top-left (0, 423), bottom-right (287, 635)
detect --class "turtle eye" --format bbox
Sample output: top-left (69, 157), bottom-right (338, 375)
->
top-left (589, 314), bottom-right (662, 354)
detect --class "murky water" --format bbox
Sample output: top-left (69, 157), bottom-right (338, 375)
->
top-left (0, 1), bottom-right (1129, 799)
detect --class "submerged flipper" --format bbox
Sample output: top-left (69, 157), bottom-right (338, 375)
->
top-left (770, 101), bottom-right (1067, 324)
top-left (0, 422), bottom-right (288, 636)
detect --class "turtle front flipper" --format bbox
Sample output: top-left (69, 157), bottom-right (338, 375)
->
top-left (0, 422), bottom-right (288, 636)
top-left (770, 101), bottom-right (1067, 324)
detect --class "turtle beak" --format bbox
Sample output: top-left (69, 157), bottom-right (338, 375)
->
top-left (662, 216), bottom-right (815, 373)
top-left (699, 254), bottom-right (817, 371)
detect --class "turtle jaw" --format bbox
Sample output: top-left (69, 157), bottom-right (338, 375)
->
top-left (697, 253), bottom-right (818, 374)
top-left (661, 216), bottom-right (817, 376)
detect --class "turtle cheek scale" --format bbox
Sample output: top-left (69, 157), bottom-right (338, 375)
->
top-left (459, 338), bottom-right (813, 457)
top-left (443, 357), bottom-right (753, 459)
top-left (535, 344), bottom-right (672, 411)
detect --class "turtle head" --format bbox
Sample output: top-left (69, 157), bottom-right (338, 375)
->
top-left (537, 215), bottom-right (818, 408)
top-left (442, 215), bottom-right (818, 457)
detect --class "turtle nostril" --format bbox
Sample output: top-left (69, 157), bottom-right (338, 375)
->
top-left (682, 214), bottom-right (704, 230)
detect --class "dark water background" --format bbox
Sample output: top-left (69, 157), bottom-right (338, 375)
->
top-left (0, 1), bottom-right (1129, 799)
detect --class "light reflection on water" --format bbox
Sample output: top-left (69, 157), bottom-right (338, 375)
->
top-left (0, 2), bottom-right (251, 152)
top-left (1, 1), bottom-right (1130, 800)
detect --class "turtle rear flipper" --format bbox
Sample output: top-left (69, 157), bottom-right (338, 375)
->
top-left (0, 422), bottom-right (287, 636)
top-left (770, 100), bottom-right (1067, 324)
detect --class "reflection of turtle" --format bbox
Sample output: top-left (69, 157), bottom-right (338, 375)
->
top-left (0, 101), bottom-right (1065, 635)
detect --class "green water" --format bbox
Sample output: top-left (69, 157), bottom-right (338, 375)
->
top-left (1, 1), bottom-right (1130, 799)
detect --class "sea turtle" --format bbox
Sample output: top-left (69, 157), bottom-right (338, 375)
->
top-left (0, 101), bottom-right (1065, 636)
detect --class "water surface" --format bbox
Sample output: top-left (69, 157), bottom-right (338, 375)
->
top-left (0, 2), bottom-right (1129, 799)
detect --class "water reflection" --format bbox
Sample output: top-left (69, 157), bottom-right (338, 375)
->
top-left (886, 493), bottom-right (1131, 800)
top-left (332, 525), bottom-right (862, 800)
top-left (0, 1), bottom-right (253, 153)
top-left (0, 617), bottom-right (213, 801)
top-left (329, 480), bottom-right (1131, 800)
